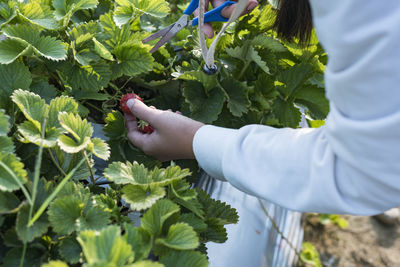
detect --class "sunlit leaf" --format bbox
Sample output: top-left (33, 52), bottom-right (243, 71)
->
top-left (160, 251), bottom-right (208, 267)
top-left (122, 184), bottom-right (165, 211)
top-left (141, 199), bottom-right (180, 236)
top-left (155, 223), bottom-right (199, 250)
top-left (0, 152), bottom-right (28, 192)
top-left (77, 225), bottom-right (134, 265)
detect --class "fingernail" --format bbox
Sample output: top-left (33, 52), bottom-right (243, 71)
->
top-left (247, 2), bottom-right (257, 11)
top-left (127, 99), bottom-right (135, 110)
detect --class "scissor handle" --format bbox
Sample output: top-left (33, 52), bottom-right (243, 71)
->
top-left (192, 1), bottom-right (236, 26)
top-left (183, 0), bottom-right (199, 15)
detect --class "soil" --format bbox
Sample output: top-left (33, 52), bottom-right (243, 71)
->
top-left (302, 213), bottom-right (400, 267)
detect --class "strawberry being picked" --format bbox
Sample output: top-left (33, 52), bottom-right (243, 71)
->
top-left (120, 93), bottom-right (154, 134)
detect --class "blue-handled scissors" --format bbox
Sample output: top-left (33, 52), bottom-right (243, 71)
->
top-left (142, 0), bottom-right (236, 53)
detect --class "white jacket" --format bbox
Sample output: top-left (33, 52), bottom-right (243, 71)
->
top-left (193, 0), bottom-right (400, 215)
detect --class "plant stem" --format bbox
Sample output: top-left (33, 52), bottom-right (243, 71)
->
top-left (22, 119), bottom-right (46, 267)
top-left (238, 61), bottom-right (251, 80)
top-left (19, 244), bottom-right (27, 267)
top-left (29, 154), bottom-right (91, 226)
top-left (0, 161), bottom-right (32, 205)
top-left (85, 101), bottom-right (105, 114)
top-left (48, 149), bottom-right (67, 176)
top-left (83, 151), bottom-right (95, 185)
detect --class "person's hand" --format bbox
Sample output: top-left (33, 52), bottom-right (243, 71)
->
top-left (197, 0), bottom-right (259, 38)
top-left (125, 99), bottom-right (204, 162)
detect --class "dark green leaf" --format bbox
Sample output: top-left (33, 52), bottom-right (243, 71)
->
top-left (272, 98), bottom-right (301, 128)
top-left (160, 251), bottom-right (208, 267)
top-left (182, 81), bottom-right (225, 123)
top-left (16, 203), bottom-right (49, 243)
top-left (141, 199), bottom-right (180, 236)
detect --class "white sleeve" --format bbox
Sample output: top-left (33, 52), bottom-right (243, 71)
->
top-left (193, 0), bottom-right (400, 215)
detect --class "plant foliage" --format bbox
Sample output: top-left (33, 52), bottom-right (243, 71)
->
top-left (0, 0), bottom-right (328, 266)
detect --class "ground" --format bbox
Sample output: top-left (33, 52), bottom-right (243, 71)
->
top-left (302, 214), bottom-right (400, 267)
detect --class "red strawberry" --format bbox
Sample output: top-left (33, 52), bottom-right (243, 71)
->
top-left (120, 93), bottom-right (143, 114)
top-left (120, 93), bottom-right (154, 134)
top-left (138, 120), bottom-right (154, 134)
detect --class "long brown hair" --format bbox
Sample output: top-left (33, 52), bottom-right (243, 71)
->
top-left (273, 0), bottom-right (313, 44)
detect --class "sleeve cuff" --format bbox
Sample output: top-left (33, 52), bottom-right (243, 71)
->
top-left (193, 125), bottom-right (238, 181)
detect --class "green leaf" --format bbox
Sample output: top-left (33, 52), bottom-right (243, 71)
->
top-left (30, 81), bottom-right (58, 104)
top-left (11, 89), bottom-right (47, 131)
top-left (201, 218), bottom-right (227, 243)
top-left (77, 205), bottom-right (110, 232)
top-left (248, 46), bottom-right (270, 73)
top-left (123, 224), bottom-right (152, 261)
top-left (114, 2), bottom-right (137, 26)
top-left (126, 0), bottom-right (170, 18)
top-left (92, 37), bottom-right (114, 60)
top-left (16, 203), bottom-right (49, 243)
top-left (272, 98), bottom-right (301, 128)
top-left (226, 45), bottom-right (270, 73)
top-left (48, 194), bottom-right (110, 235)
top-left (57, 61), bottom-right (111, 93)
top-left (18, 120), bottom-right (63, 147)
top-left (0, 136), bottom-right (14, 153)
top-left (48, 196), bottom-right (83, 235)
top-left (0, 2), bottom-right (17, 28)
top-left (0, 152), bottom-right (28, 192)
top-left (179, 71), bottom-right (217, 93)
top-left (197, 189), bottom-right (238, 225)
top-left (0, 109), bottom-right (10, 136)
top-left (122, 184), bottom-right (166, 211)
top-left (57, 112), bottom-right (93, 153)
top-left (48, 96), bottom-right (79, 129)
top-left (170, 180), bottom-right (197, 201)
top-left (159, 251), bottom-right (208, 267)
top-left (127, 261), bottom-right (164, 267)
top-left (251, 35), bottom-right (286, 52)
top-left (77, 225), bottom-right (134, 266)
top-left (294, 85), bottom-right (329, 120)
top-left (155, 222), bottom-right (199, 250)
top-left (0, 191), bottom-right (20, 213)
top-left (59, 236), bottom-right (82, 264)
top-left (182, 81), bottom-right (225, 123)
top-left (104, 161), bottom-right (150, 185)
top-left (2, 24), bottom-right (67, 61)
top-left (53, 0), bottom-right (99, 19)
top-left (104, 111), bottom-right (126, 140)
top-left (141, 199), bottom-right (180, 236)
top-left (42, 261), bottom-right (69, 267)
top-left (178, 213), bottom-right (207, 233)
top-left (89, 138), bottom-right (110, 160)
top-left (150, 165), bottom-right (192, 187)
top-left (113, 42), bottom-right (155, 78)
top-left (220, 78), bottom-right (250, 117)
top-left (172, 197), bottom-right (204, 219)
top-left (277, 63), bottom-right (313, 98)
top-left (2, 247), bottom-right (45, 267)
top-left (18, 2), bottom-right (59, 30)
top-left (0, 62), bottom-right (31, 111)
top-left (0, 38), bottom-right (30, 64)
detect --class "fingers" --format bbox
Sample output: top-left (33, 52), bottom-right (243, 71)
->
top-left (127, 99), bottom-right (160, 124)
top-left (213, 0), bottom-right (258, 18)
top-left (125, 113), bottom-right (137, 133)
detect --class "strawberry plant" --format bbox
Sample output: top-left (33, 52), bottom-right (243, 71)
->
top-left (0, 0), bottom-right (329, 266)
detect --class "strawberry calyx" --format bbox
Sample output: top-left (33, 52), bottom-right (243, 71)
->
top-left (138, 120), bottom-right (154, 134)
